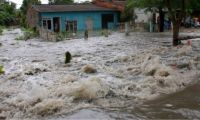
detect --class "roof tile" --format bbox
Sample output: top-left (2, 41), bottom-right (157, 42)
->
top-left (32, 4), bottom-right (119, 12)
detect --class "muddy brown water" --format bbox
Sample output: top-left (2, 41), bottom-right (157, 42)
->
top-left (56, 81), bottom-right (200, 120)
top-left (0, 29), bottom-right (200, 119)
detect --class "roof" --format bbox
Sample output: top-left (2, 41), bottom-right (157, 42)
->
top-left (32, 4), bottom-right (120, 12)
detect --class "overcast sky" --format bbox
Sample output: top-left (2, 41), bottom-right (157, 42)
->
top-left (9, 0), bottom-right (86, 9)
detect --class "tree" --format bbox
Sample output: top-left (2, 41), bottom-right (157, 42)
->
top-left (20, 0), bottom-right (41, 14)
top-left (0, 0), bottom-right (16, 26)
top-left (48, 0), bottom-right (73, 4)
top-left (127, 0), bottom-right (200, 46)
top-left (20, 0), bottom-right (41, 27)
top-left (121, 0), bottom-right (134, 36)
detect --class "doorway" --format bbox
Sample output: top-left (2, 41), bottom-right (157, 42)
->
top-left (53, 17), bottom-right (60, 32)
top-left (101, 14), bottom-right (114, 29)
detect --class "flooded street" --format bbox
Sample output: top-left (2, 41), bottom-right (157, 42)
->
top-left (0, 28), bottom-right (200, 119)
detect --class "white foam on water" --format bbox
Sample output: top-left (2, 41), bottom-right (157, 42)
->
top-left (0, 29), bottom-right (200, 119)
top-left (55, 77), bottom-right (109, 100)
top-left (29, 99), bottom-right (64, 116)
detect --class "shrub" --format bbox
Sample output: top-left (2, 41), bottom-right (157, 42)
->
top-left (101, 29), bottom-right (109, 37)
top-left (56, 31), bottom-right (69, 42)
top-left (0, 65), bottom-right (5, 75)
top-left (15, 28), bottom-right (38, 41)
top-left (0, 26), bottom-right (4, 35)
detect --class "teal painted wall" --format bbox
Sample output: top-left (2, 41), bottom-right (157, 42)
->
top-left (39, 11), bottom-right (119, 32)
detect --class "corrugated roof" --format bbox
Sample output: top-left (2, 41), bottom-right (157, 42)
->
top-left (32, 4), bottom-right (119, 12)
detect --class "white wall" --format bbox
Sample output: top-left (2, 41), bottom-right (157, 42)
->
top-left (134, 9), bottom-right (151, 23)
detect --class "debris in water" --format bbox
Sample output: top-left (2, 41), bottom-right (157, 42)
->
top-left (7, 72), bottom-right (22, 80)
top-left (65, 51), bottom-right (72, 64)
top-left (165, 104), bottom-right (173, 107)
top-left (176, 45), bottom-right (192, 57)
top-left (141, 55), bottom-right (161, 76)
top-left (59, 75), bottom-right (77, 84)
top-left (155, 66), bottom-right (172, 77)
top-left (81, 64), bottom-right (97, 73)
top-left (0, 65), bottom-right (5, 75)
top-left (29, 99), bottom-right (64, 116)
top-left (56, 77), bottom-right (109, 100)
top-left (24, 63), bottom-right (49, 75)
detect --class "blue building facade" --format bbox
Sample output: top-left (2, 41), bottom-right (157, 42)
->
top-left (40, 11), bottom-right (119, 32)
top-left (28, 4), bottom-right (120, 33)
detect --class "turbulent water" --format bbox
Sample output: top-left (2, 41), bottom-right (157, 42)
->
top-left (0, 28), bottom-right (200, 119)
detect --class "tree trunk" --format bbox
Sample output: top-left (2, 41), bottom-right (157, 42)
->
top-left (172, 22), bottom-right (180, 46)
top-left (152, 12), bottom-right (156, 32)
top-left (159, 8), bottom-right (164, 32)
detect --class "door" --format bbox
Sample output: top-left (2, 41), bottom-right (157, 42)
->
top-left (53, 17), bottom-right (60, 32)
top-left (101, 14), bottom-right (114, 29)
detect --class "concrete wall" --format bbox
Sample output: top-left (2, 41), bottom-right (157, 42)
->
top-left (39, 27), bottom-right (57, 42)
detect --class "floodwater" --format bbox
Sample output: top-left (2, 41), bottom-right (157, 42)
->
top-left (0, 28), bottom-right (200, 119)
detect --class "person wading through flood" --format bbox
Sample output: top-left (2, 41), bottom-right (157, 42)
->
top-left (84, 30), bottom-right (88, 40)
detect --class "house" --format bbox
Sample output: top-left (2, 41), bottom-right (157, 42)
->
top-left (27, 4), bottom-right (121, 34)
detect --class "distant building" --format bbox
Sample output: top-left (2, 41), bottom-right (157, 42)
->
top-left (27, 4), bottom-right (120, 33)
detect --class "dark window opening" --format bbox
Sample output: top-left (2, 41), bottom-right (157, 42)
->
top-left (53, 17), bottom-right (60, 32)
top-left (66, 20), bottom-right (77, 33)
top-left (43, 20), bottom-right (47, 29)
top-left (101, 14), bottom-right (114, 29)
top-left (47, 20), bottom-right (51, 30)
top-left (42, 18), bottom-right (51, 30)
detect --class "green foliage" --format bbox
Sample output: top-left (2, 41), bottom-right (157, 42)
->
top-left (15, 28), bottom-right (38, 40)
top-left (56, 33), bottom-right (65, 41)
top-left (0, 0), bottom-right (16, 26)
top-left (0, 65), bottom-right (5, 75)
top-left (101, 29), bottom-right (110, 37)
top-left (49, 0), bottom-right (73, 4)
top-left (16, 11), bottom-right (27, 27)
top-left (121, 1), bottom-right (134, 22)
top-left (0, 26), bottom-right (3, 35)
top-left (56, 31), bottom-right (69, 41)
top-left (20, 0), bottom-right (41, 14)
top-left (20, 0), bottom-right (41, 27)
top-left (127, 0), bottom-right (200, 14)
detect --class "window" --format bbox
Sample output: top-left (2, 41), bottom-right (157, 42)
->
top-left (42, 18), bottom-right (52, 30)
top-left (43, 20), bottom-right (47, 29)
top-left (47, 20), bottom-right (51, 30)
top-left (66, 20), bottom-right (77, 33)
